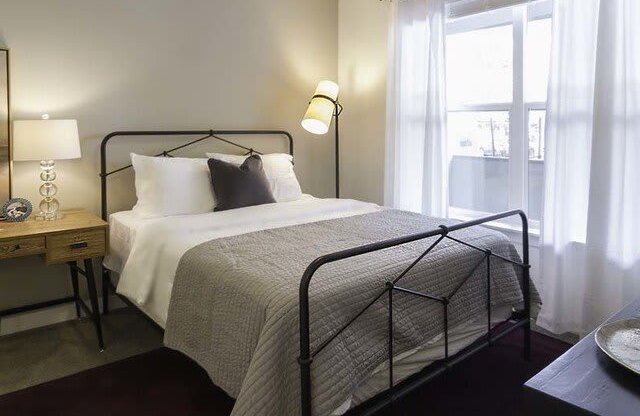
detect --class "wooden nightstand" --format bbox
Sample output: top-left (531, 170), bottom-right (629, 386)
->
top-left (0, 209), bottom-right (108, 351)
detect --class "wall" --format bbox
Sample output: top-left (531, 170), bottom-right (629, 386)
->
top-left (338, 0), bottom-right (389, 204)
top-left (0, 0), bottom-right (338, 333)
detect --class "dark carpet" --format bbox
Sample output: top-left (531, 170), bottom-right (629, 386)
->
top-left (0, 328), bottom-right (569, 416)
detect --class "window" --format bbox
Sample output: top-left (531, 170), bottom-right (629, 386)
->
top-left (446, 2), bottom-right (552, 228)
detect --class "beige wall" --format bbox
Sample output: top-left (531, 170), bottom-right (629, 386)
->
top-left (338, 0), bottom-right (389, 204)
top-left (0, 0), bottom-right (338, 315)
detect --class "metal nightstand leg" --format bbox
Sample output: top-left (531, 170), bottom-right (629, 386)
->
top-left (102, 266), bottom-right (110, 315)
top-left (67, 260), bottom-right (105, 351)
top-left (69, 264), bottom-right (81, 319)
top-left (83, 259), bottom-right (105, 351)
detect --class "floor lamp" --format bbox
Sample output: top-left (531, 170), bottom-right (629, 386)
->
top-left (301, 80), bottom-right (342, 198)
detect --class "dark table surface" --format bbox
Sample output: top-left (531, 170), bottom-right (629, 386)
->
top-left (525, 299), bottom-right (640, 415)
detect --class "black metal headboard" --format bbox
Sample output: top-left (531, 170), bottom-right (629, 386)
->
top-left (99, 129), bottom-right (294, 220)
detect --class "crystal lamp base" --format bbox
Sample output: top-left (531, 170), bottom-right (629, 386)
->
top-left (37, 160), bottom-right (62, 221)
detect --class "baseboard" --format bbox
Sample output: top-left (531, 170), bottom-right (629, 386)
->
top-left (0, 295), bottom-right (127, 336)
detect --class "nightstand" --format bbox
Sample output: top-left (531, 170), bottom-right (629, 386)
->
top-left (0, 209), bottom-right (108, 351)
top-left (525, 299), bottom-right (640, 415)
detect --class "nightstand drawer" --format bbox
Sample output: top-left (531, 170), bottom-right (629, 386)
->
top-left (0, 236), bottom-right (46, 259)
top-left (46, 229), bottom-right (106, 264)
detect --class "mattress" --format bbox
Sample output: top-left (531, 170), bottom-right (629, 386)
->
top-left (104, 210), bottom-right (170, 325)
top-left (104, 195), bottom-right (382, 326)
top-left (104, 196), bottom-right (518, 413)
top-left (104, 210), bottom-right (147, 274)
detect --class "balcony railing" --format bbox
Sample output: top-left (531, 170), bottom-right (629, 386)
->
top-left (449, 154), bottom-right (543, 220)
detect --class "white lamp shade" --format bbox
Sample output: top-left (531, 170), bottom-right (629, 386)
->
top-left (12, 120), bottom-right (81, 161)
top-left (301, 80), bottom-right (339, 135)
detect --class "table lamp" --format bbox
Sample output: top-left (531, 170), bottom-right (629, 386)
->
top-left (301, 80), bottom-right (342, 198)
top-left (12, 118), bottom-right (81, 220)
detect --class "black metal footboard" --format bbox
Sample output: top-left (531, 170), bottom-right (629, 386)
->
top-left (298, 210), bottom-right (531, 416)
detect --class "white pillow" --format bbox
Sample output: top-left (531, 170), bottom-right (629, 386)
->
top-left (131, 153), bottom-right (215, 218)
top-left (205, 152), bottom-right (302, 202)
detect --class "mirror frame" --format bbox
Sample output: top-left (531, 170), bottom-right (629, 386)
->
top-left (0, 48), bottom-right (10, 203)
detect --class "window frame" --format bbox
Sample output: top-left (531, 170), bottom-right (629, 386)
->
top-left (445, 0), bottom-right (552, 231)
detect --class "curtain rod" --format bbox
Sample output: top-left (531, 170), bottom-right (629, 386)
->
top-left (447, 0), bottom-right (544, 19)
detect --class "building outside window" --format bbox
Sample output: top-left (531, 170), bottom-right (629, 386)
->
top-left (446, 1), bottom-right (552, 229)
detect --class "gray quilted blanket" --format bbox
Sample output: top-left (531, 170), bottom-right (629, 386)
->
top-left (164, 209), bottom-right (532, 415)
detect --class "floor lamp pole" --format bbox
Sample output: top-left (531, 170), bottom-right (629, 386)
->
top-left (334, 102), bottom-right (340, 199)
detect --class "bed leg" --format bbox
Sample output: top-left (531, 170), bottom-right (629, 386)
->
top-left (519, 211), bottom-right (532, 361)
top-left (102, 267), bottom-right (110, 315)
top-left (523, 266), bottom-right (531, 361)
top-left (299, 274), bottom-right (313, 416)
top-left (387, 283), bottom-right (394, 396)
top-left (524, 320), bottom-right (531, 360)
top-left (486, 252), bottom-right (492, 345)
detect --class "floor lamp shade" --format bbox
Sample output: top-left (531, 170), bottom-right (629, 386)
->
top-left (12, 119), bottom-right (81, 220)
top-left (12, 120), bottom-right (81, 161)
top-left (301, 80), bottom-right (341, 198)
top-left (301, 80), bottom-right (339, 135)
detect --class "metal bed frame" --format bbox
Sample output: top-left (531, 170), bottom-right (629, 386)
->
top-left (99, 129), bottom-right (531, 416)
top-left (99, 129), bottom-right (293, 313)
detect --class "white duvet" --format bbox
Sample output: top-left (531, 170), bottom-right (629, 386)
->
top-left (105, 195), bottom-right (382, 326)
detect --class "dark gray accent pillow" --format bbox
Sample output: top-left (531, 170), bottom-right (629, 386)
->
top-left (208, 154), bottom-right (276, 211)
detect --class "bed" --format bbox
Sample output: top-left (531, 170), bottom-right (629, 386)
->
top-left (99, 130), bottom-right (535, 416)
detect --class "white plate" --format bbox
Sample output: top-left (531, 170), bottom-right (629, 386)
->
top-left (595, 318), bottom-right (640, 374)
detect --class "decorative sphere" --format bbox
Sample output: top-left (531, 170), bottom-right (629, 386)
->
top-left (40, 160), bottom-right (55, 170)
top-left (39, 198), bottom-right (59, 215)
top-left (40, 170), bottom-right (57, 181)
top-left (39, 182), bottom-right (58, 197)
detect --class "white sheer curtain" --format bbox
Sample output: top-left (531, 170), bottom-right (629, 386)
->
top-left (537, 0), bottom-right (640, 335)
top-left (385, 0), bottom-right (448, 216)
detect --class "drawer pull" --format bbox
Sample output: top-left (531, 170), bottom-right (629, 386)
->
top-left (70, 242), bottom-right (89, 249)
top-left (11, 244), bottom-right (21, 252)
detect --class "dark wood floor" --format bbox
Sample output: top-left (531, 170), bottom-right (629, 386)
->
top-left (0, 327), bottom-right (569, 416)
